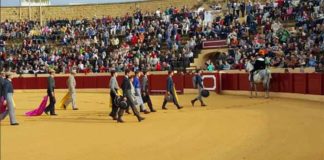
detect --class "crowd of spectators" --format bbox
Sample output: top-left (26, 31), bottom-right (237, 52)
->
top-left (0, 0), bottom-right (323, 74)
top-left (206, 0), bottom-right (324, 72)
top-left (0, 5), bottom-right (210, 74)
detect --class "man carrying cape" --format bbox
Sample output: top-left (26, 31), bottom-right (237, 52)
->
top-left (162, 70), bottom-right (183, 110)
top-left (63, 70), bottom-right (78, 110)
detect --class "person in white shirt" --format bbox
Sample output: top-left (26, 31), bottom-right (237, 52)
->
top-left (156, 8), bottom-right (161, 17)
top-left (182, 17), bottom-right (190, 35)
top-left (78, 62), bottom-right (84, 71)
top-left (110, 23), bottom-right (117, 35)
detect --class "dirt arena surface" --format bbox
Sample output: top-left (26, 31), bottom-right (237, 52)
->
top-left (1, 90), bottom-right (324, 160)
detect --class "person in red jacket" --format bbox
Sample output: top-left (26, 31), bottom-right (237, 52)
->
top-left (131, 34), bottom-right (138, 45)
top-left (156, 62), bottom-right (162, 71)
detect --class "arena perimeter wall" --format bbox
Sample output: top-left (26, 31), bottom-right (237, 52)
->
top-left (11, 72), bottom-right (324, 96)
top-left (0, 0), bottom-right (199, 22)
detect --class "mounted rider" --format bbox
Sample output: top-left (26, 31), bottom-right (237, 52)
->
top-left (249, 53), bottom-right (266, 82)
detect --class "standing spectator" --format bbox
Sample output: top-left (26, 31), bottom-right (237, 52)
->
top-left (240, 1), bottom-right (246, 17)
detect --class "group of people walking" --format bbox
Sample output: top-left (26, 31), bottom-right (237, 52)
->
top-left (109, 69), bottom-right (207, 123)
top-left (0, 69), bottom-right (208, 125)
top-left (109, 69), bottom-right (158, 123)
top-left (44, 69), bottom-right (78, 116)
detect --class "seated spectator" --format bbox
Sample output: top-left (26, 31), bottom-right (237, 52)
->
top-left (0, 1), bottom-right (323, 74)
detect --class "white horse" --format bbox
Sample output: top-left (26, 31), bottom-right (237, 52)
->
top-left (246, 61), bottom-right (271, 98)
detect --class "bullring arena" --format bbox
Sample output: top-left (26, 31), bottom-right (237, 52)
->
top-left (1, 0), bottom-right (324, 159)
top-left (1, 70), bottom-right (324, 160)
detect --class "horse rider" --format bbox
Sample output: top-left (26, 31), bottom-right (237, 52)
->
top-left (250, 54), bottom-right (266, 82)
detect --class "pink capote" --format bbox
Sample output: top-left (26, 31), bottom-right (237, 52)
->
top-left (25, 96), bottom-right (49, 116)
top-left (0, 97), bottom-right (6, 114)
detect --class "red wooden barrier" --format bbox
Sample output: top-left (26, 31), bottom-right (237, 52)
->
top-left (279, 74), bottom-right (293, 92)
top-left (83, 76), bottom-right (97, 88)
top-left (307, 73), bottom-right (322, 95)
top-left (184, 74), bottom-right (195, 89)
top-left (203, 73), bottom-right (218, 91)
top-left (55, 77), bottom-right (68, 89)
top-left (322, 74), bottom-right (324, 95)
top-left (18, 77), bottom-right (27, 89)
top-left (24, 77), bottom-right (37, 89)
top-left (74, 76), bottom-right (85, 89)
top-left (220, 73), bottom-right (228, 90)
top-left (215, 73), bottom-right (221, 93)
top-left (10, 73), bottom-right (323, 96)
top-left (226, 74), bottom-right (239, 90)
top-left (292, 73), bottom-right (308, 94)
top-left (270, 73), bottom-right (280, 92)
top-left (12, 77), bottom-right (23, 89)
top-left (203, 77), bottom-right (214, 88)
top-left (37, 77), bottom-right (47, 89)
top-left (174, 75), bottom-right (184, 93)
top-left (150, 74), bottom-right (168, 93)
top-left (184, 73), bottom-right (220, 93)
top-left (96, 76), bottom-right (110, 88)
top-left (149, 74), bottom-right (184, 93)
top-left (116, 76), bottom-right (124, 87)
top-left (238, 74), bottom-right (249, 91)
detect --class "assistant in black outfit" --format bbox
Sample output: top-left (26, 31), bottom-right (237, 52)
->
top-left (45, 69), bottom-right (57, 116)
top-left (161, 70), bottom-right (183, 110)
top-left (250, 55), bottom-right (266, 82)
top-left (118, 69), bottom-right (145, 123)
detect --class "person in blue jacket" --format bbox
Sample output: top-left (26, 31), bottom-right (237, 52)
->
top-left (191, 70), bottom-right (207, 107)
top-left (0, 72), bottom-right (19, 126)
top-left (161, 70), bottom-right (183, 110)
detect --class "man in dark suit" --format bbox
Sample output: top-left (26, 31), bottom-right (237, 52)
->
top-left (118, 69), bottom-right (145, 123)
top-left (44, 69), bottom-right (57, 116)
top-left (109, 70), bottom-right (120, 120)
top-left (162, 70), bottom-right (183, 110)
top-left (191, 70), bottom-right (206, 107)
top-left (250, 54), bottom-right (266, 82)
top-left (141, 70), bottom-right (156, 112)
top-left (0, 72), bottom-right (19, 125)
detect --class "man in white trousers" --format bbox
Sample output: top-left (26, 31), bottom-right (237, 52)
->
top-left (64, 70), bottom-right (78, 110)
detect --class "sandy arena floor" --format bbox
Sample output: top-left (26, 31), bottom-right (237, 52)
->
top-left (1, 90), bottom-right (324, 160)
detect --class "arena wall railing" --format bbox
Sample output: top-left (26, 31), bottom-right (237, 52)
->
top-left (220, 72), bottom-right (323, 95)
top-left (11, 72), bottom-right (323, 96)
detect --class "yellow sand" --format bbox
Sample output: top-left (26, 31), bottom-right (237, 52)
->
top-left (1, 91), bottom-right (324, 160)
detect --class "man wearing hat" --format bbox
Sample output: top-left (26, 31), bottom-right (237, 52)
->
top-left (63, 70), bottom-right (78, 110)
top-left (0, 72), bottom-right (19, 125)
top-left (191, 70), bottom-right (207, 107)
top-left (45, 69), bottom-right (57, 115)
top-left (250, 54), bottom-right (266, 82)
top-left (162, 70), bottom-right (183, 110)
